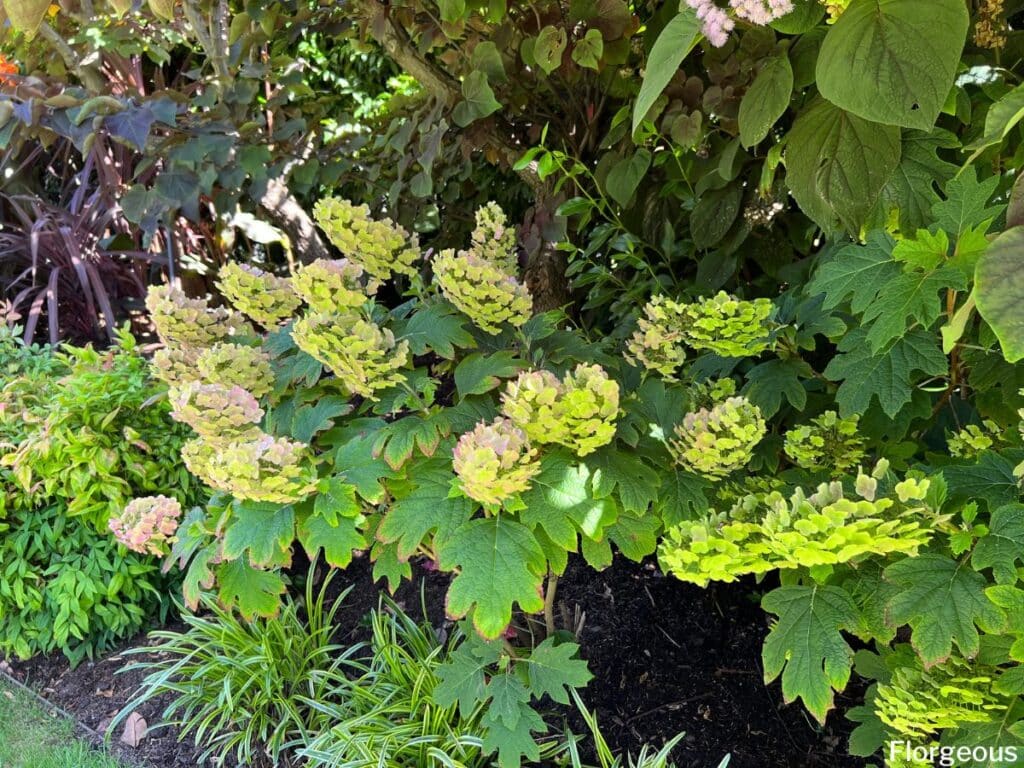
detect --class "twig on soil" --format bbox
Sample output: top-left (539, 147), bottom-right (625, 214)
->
top-left (625, 692), bottom-right (714, 724)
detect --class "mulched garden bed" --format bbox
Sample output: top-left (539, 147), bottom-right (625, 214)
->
top-left (3, 554), bottom-right (867, 768)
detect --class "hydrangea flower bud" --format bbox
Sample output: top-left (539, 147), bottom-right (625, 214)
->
top-left (196, 343), bottom-right (274, 399)
top-left (181, 433), bottom-right (318, 503)
top-left (170, 382), bottom-right (264, 439)
top-left (784, 411), bottom-right (866, 473)
top-left (947, 420), bottom-right (1002, 459)
top-left (470, 202), bottom-right (518, 273)
top-left (292, 258), bottom-right (377, 314)
top-left (109, 495), bottom-right (183, 555)
top-left (669, 396), bottom-right (766, 478)
top-left (216, 262), bottom-right (301, 327)
top-left (501, 364), bottom-right (619, 457)
top-left (453, 418), bottom-right (540, 507)
top-left (146, 285), bottom-right (236, 348)
top-left (313, 197), bottom-right (420, 280)
top-left (292, 312), bottom-right (409, 399)
top-left (433, 249), bottom-right (532, 335)
top-left (679, 292), bottom-right (773, 357)
top-left (626, 295), bottom-right (688, 379)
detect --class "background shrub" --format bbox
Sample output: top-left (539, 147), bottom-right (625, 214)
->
top-left (0, 326), bottom-right (200, 662)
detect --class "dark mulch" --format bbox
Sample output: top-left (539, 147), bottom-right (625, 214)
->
top-left (3, 553), bottom-right (868, 768)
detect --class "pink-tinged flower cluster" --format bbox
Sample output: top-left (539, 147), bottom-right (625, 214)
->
top-left (686, 0), bottom-right (794, 47)
top-left (686, 0), bottom-right (734, 47)
top-left (109, 495), bottom-right (183, 555)
top-left (730, 0), bottom-right (793, 25)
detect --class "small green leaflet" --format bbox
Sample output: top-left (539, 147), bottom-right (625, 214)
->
top-left (873, 129), bottom-right (960, 233)
top-left (940, 700), bottom-right (1024, 767)
top-left (297, 510), bottom-right (366, 568)
top-left (806, 232), bottom-right (901, 313)
top-left (454, 352), bottom-right (525, 398)
top-left (334, 432), bottom-right (395, 503)
top-left (972, 504), bottom-right (1024, 584)
top-left (860, 264), bottom-right (966, 353)
top-left (933, 168), bottom-right (1002, 238)
top-left (290, 396), bottom-right (351, 442)
top-left (524, 637), bottom-right (593, 703)
top-left (434, 638), bottom-right (502, 716)
top-left (738, 53), bottom-right (793, 148)
top-left (606, 511), bottom-right (662, 562)
top-left (885, 554), bottom-right (1006, 665)
top-left (586, 447), bottom-right (660, 514)
top-left (215, 559), bottom-right (286, 619)
top-left (485, 674), bottom-right (531, 729)
top-left (378, 458), bottom-right (476, 560)
top-left (373, 411), bottom-right (451, 469)
top-left (823, 328), bottom-right (948, 418)
top-left (222, 501), bottom-right (295, 568)
top-left (371, 538), bottom-right (411, 592)
top-left (520, 452), bottom-right (618, 549)
top-left (400, 301), bottom-right (475, 358)
top-left (481, 706), bottom-right (546, 768)
top-left (632, 7), bottom-right (701, 135)
top-left (314, 477), bottom-right (360, 524)
top-left (440, 516), bottom-right (547, 639)
top-left (761, 584), bottom-right (859, 723)
top-left (742, 358), bottom-right (812, 418)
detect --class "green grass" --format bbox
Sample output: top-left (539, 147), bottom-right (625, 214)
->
top-left (0, 679), bottom-right (131, 768)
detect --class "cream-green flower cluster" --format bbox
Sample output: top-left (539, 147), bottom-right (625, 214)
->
top-left (109, 495), bottom-right (183, 556)
top-left (470, 202), bottom-right (518, 272)
top-left (313, 197), bottom-right (420, 280)
top-left (216, 262), bottom-right (301, 327)
top-left (152, 345), bottom-right (201, 389)
top-left (453, 418), bottom-right (540, 508)
top-left (668, 396), bottom-right (766, 478)
top-left (678, 291), bottom-right (773, 357)
top-left (196, 343), bottom-right (274, 399)
top-left (169, 382), bottom-right (264, 440)
top-left (146, 285), bottom-right (241, 348)
top-left (784, 410), bottom-right (866, 473)
top-left (292, 258), bottom-right (376, 314)
top-left (292, 312), bottom-right (409, 399)
top-left (625, 295), bottom-right (688, 379)
top-left (658, 473), bottom-right (935, 586)
top-left (182, 433), bottom-right (318, 504)
top-left (501, 364), bottom-right (619, 457)
top-left (947, 420), bottom-right (1002, 459)
top-left (433, 248), bottom-right (532, 335)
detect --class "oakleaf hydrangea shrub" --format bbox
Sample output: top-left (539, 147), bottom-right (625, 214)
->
top-left (0, 327), bottom-right (200, 663)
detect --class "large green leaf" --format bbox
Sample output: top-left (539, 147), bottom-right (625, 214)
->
top-left (823, 328), bottom-right (948, 417)
top-left (885, 554), bottom-right (1006, 664)
top-left (631, 8), bottom-right (701, 135)
top-left (816, 0), bottom-right (968, 130)
top-left (861, 265), bottom-right (966, 353)
top-left (605, 149), bottom-right (651, 208)
top-left (519, 452), bottom-right (617, 549)
top-left (976, 227), bottom-right (1024, 363)
top-left (872, 129), bottom-right (960, 233)
top-left (739, 53), bottom-right (793, 148)
top-left (806, 232), bottom-right (900, 313)
top-left (933, 169), bottom-right (1002, 238)
top-left (222, 501), bottom-right (295, 568)
top-left (523, 637), bottom-right (593, 703)
top-left (972, 504), bottom-right (1024, 585)
top-left (762, 584), bottom-right (859, 723)
top-left (297, 511), bottom-right (366, 568)
top-left (586, 447), bottom-right (660, 514)
top-left (215, 559), bottom-right (287, 619)
top-left (786, 98), bottom-right (900, 232)
top-left (4, 0), bottom-right (49, 34)
top-left (441, 516), bottom-right (547, 638)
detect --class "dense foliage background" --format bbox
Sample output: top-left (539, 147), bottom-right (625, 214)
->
top-left (3, 0), bottom-right (1024, 766)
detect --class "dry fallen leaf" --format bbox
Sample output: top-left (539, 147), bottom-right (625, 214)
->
top-left (95, 688), bottom-right (114, 698)
top-left (120, 711), bottom-right (148, 747)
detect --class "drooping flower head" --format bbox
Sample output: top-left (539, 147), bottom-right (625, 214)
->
top-left (678, 291), bottom-right (774, 357)
top-left (216, 262), bottom-right (301, 327)
top-left (146, 285), bottom-right (237, 348)
top-left (669, 396), bottom-right (766, 478)
top-left (470, 202), bottom-right (518, 273)
top-left (626, 295), bottom-right (688, 379)
top-left (181, 433), bottom-right (318, 503)
top-left (292, 258), bottom-right (377, 314)
top-left (313, 197), bottom-right (421, 280)
top-left (291, 312), bottom-right (409, 399)
top-left (109, 495), bottom-right (183, 555)
top-left (169, 382), bottom-right (264, 439)
top-left (433, 249), bottom-right (532, 335)
top-left (453, 418), bottom-right (540, 508)
top-left (196, 343), bottom-right (275, 399)
top-left (784, 410), bottom-right (866, 473)
top-left (501, 364), bottom-right (619, 457)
